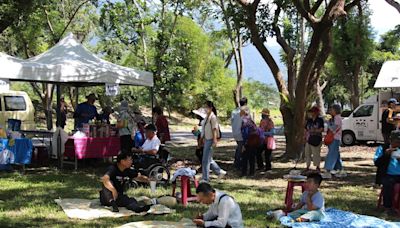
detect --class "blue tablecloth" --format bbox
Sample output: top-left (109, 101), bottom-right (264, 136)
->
top-left (0, 138), bottom-right (33, 165)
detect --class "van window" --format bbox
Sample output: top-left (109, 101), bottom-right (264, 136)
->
top-left (353, 105), bottom-right (373, 117)
top-left (4, 96), bottom-right (26, 111)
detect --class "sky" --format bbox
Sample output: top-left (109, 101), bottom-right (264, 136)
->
top-left (243, 1), bottom-right (400, 87)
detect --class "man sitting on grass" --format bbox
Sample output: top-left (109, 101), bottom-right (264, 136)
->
top-left (288, 173), bottom-right (325, 222)
top-left (193, 183), bottom-right (244, 228)
top-left (99, 153), bottom-right (150, 213)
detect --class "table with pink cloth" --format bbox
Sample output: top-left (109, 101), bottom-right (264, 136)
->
top-left (63, 137), bottom-right (120, 169)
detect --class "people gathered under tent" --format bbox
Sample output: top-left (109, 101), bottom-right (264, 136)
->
top-left (73, 93), bottom-right (98, 128)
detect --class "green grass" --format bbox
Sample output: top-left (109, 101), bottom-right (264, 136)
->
top-left (0, 140), bottom-right (399, 227)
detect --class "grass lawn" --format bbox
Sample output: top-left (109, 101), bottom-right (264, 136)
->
top-left (0, 137), bottom-right (399, 227)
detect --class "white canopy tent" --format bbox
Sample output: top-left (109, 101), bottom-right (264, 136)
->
top-left (0, 33), bottom-right (154, 168)
top-left (0, 33), bottom-right (153, 87)
top-left (374, 61), bottom-right (400, 88)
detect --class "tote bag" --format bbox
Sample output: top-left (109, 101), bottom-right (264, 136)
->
top-left (266, 137), bottom-right (276, 150)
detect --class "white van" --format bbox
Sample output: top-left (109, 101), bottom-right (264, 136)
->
top-left (0, 90), bottom-right (36, 130)
top-left (341, 91), bottom-right (396, 145)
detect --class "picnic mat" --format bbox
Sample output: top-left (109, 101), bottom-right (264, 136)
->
top-left (55, 198), bottom-right (175, 220)
top-left (117, 218), bottom-right (197, 228)
top-left (280, 208), bottom-right (400, 228)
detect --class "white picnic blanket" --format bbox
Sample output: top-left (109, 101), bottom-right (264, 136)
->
top-left (55, 198), bottom-right (175, 220)
top-left (117, 218), bottom-right (197, 228)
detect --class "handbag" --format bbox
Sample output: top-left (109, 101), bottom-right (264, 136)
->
top-left (324, 127), bottom-right (340, 145)
top-left (266, 137), bottom-right (276, 150)
top-left (323, 130), bottom-right (334, 145)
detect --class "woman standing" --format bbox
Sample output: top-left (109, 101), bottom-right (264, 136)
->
top-left (258, 108), bottom-right (275, 171)
top-left (324, 104), bottom-right (346, 178)
top-left (201, 101), bottom-right (227, 182)
top-left (117, 100), bottom-right (135, 154)
top-left (305, 107), bottom-right (324, 171)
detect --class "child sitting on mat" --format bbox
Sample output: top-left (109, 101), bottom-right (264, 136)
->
top-left (289, 173), bottom-right (325, 222)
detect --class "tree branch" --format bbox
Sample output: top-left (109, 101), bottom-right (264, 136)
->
top-left (344, 0), bottom-right (362, 11)
top-left (311, 0), bottom-right (324, 14)
top-left (385, 0), bottom-right (400, 13)
top-left (56, 0), bottom-right (90, 43)
top-left (272, 5), bottom-right (295, 57)
top-left (292, 0), bottom-right (320, 25)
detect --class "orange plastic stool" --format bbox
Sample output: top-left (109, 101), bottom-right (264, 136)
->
top-left (171, 176), bottom-right (199, 207)
top-left (284, 180), bottom-right (306, 212)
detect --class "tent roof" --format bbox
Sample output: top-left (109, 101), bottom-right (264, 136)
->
top-left (374, 61), bottom-right (400, 88)
top-left (0, 33), bottom-right (153, 87)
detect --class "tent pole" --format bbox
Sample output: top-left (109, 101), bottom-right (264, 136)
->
top-left (56, 84), bottom-right (62, 169)
top-left (151, 87), bottom-right (154, 124)
top-left (75, 87), bottom-right (79, 128)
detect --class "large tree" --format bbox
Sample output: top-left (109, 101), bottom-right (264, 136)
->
top-left (236, 0), bottom-right (360, 158)
top-left (331, 1), bottom-right (373, 109)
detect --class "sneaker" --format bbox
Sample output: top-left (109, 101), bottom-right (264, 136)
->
top-left (330, 170), bottom-right (339, 175)
top-left (321, 172), bottom-right (332, 179)
top-left (218, 170), bottom-right (227, 179)
top-left (335, 170), bottom-right (347, 178)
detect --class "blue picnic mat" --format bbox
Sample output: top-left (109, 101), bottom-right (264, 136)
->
top-left (0, 138), bottom-right (32, 164)
top-left (280, 208), bottom-right (400, 228)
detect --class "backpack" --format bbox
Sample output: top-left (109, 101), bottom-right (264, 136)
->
top-left (243, 119), bottom-right (261, 147)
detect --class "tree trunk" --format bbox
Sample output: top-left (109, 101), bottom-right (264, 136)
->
top-left (316, 80), bottom-right (328, 116)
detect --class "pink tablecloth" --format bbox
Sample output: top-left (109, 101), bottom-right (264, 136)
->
top-left (64, 137), bottom-right (120, 159)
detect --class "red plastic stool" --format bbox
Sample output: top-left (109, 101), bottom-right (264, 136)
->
top-left (171, 176), bottom-right (199, 207)
top-left (377, 183), bottom-right (400, 215)
top-left (284, 180), bottom-right (306, 212)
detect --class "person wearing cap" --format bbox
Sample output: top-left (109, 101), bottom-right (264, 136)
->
top-left (258, 108), bottom-right (275, 171)
top-left (131, 124), bottom-right (161, 156)
top-left (374, 130), bottom-right (400, 215)
top-left (304, 107), bottom-right (324, 171)
top-left (382, 98), bottom-right (398, 145)
top-left (73, 93), bottom-right (98, 129)
top-left (231, 97), bottom-right (249, 170)
top-left (117, 100), bottom-right (136, 154)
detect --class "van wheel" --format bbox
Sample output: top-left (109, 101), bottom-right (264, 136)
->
top-left (342, 131), bottom-right (355, 146)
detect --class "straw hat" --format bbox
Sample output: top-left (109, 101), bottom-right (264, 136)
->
top-left (261, 108), bottom-right (270, 116)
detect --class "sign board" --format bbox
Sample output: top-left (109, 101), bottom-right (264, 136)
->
top-left (0, 79), bottom-right (10, 91)
top-left (105, 83), bottom-right (119, 96)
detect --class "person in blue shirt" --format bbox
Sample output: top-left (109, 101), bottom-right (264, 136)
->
top-left (133, 120), bottom-right (146, 148)
top-left (289, 173), bottom-right (325, 222)
top-left (73, 93), bottom-right (98, 129)
top-left (374, 130), bottom-right (400, 215)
